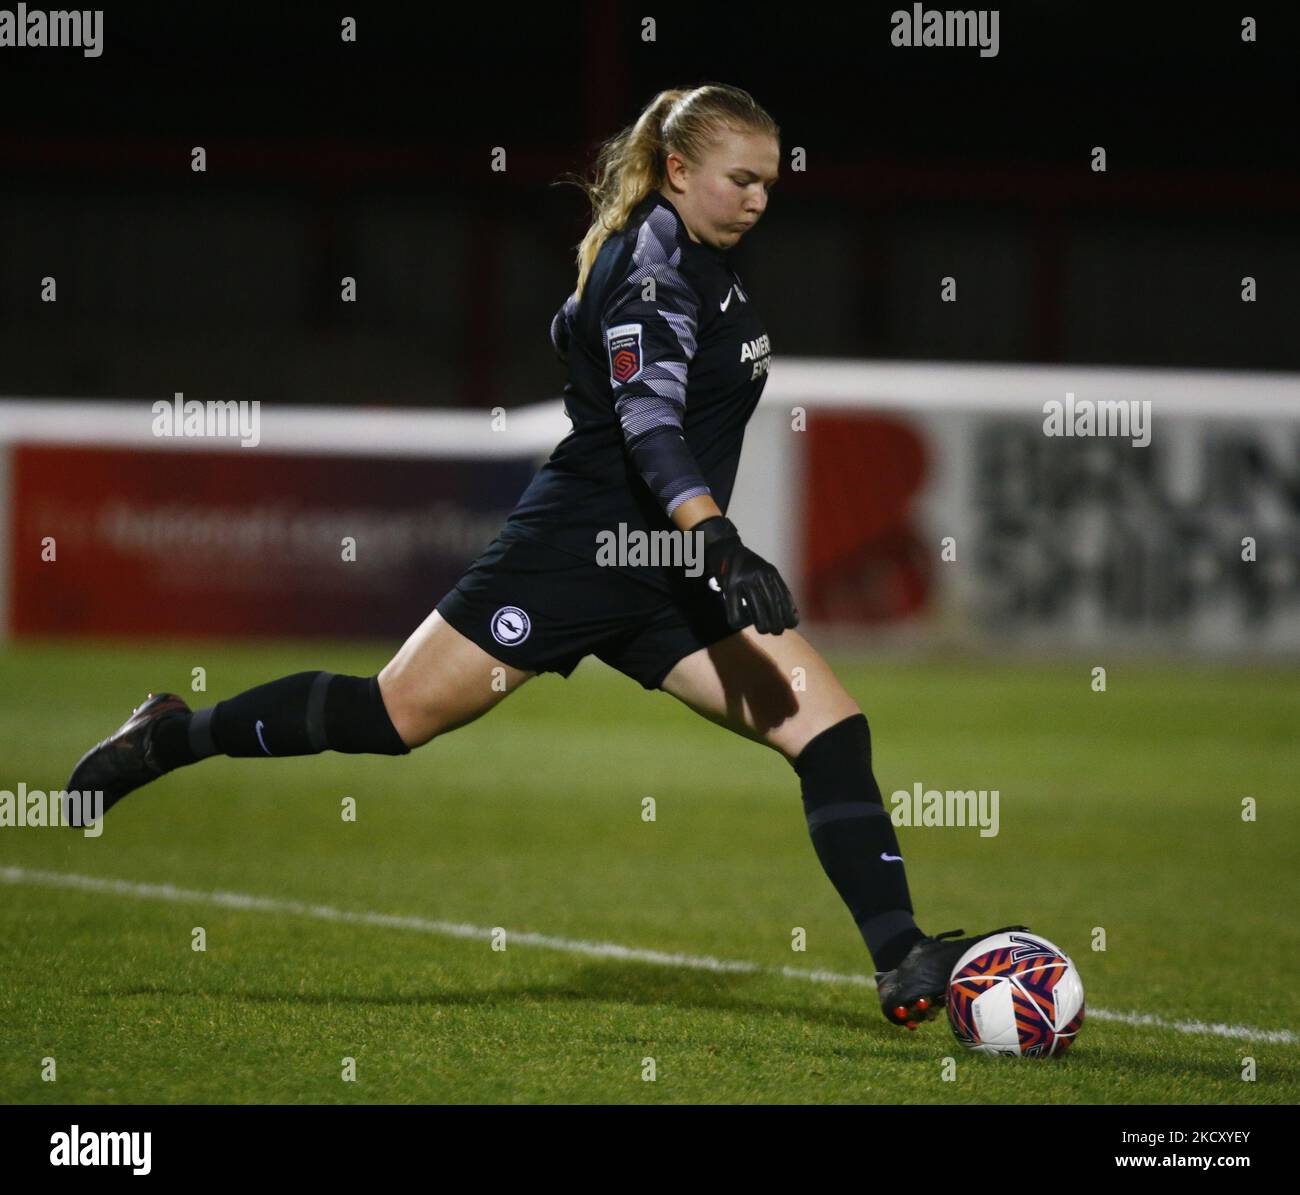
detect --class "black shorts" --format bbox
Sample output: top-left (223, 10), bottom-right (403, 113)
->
top-left (434, 531), bottom-right (738, 690)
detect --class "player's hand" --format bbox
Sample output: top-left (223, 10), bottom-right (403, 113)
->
top-left (693, 516), bottom-right (799, 635)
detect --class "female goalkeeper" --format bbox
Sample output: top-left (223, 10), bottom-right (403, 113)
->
top-left (68, 82), bottom-right (1023, 1028)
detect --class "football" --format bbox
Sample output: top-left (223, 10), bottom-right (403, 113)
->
top-left (946, 930), bottom-right (1085, 1057)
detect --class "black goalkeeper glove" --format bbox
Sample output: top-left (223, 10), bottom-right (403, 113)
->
top-left (693, 516), bottom-right (800, 635)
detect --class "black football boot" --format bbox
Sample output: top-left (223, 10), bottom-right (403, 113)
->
top-left (876, 924), bottom-right (1032, 1029)
top-left (64, 692), bottom-right (192, 827)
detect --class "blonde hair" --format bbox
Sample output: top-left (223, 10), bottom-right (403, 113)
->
top-left (558, 83), bottom-right (779, 301)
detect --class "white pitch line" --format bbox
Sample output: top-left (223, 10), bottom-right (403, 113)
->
top-left (2, 866), bottom-right (1295, 1046)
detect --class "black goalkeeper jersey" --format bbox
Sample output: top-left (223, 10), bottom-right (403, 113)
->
top-left (499, 189), bottom-right (772, 592)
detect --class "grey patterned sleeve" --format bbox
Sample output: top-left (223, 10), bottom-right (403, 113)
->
top-left (600, 205), bottom-right (712, 518)
top-left (549, 291), bottom-right (579, 363)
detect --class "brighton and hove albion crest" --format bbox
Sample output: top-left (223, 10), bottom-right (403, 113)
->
top-left (490, 606), bottom-right (531, 646)
top-left (606, 323), bottom-right (643, 385)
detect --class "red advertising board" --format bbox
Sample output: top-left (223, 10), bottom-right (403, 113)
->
top-left (8, 445), bottom-right (534, 638)
top-left (803, 413), bottom-right (933, 623)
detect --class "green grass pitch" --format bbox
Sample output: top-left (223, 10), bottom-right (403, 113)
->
top-left (1, 638), bottom-right (1297, 1104)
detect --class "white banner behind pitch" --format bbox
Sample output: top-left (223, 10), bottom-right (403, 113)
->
top-left (731, 362), bottom-right (1300, 657)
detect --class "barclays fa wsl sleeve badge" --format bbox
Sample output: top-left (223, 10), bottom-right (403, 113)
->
top-left (606, 323), bottom-right (643, 385)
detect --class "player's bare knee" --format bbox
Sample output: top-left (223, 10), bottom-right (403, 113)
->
top-left (779, 701), bottom-right (864, 763)
top-left (375, 673), bottom-right (435, 751)
top-left (395, 716), bottom-right (438, 751)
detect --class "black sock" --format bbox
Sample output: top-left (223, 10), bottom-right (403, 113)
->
top-left (791, 713), bottom-right (924, 972)
top-left (150, 672), bottom-right (410, 769)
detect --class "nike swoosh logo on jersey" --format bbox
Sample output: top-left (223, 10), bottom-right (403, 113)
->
top-left (880, 852), bottom-right (904, 862)
top-left (720, 286), bottom-right (734, 311)
top-left (255, 719), bottom-right (272, 755)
